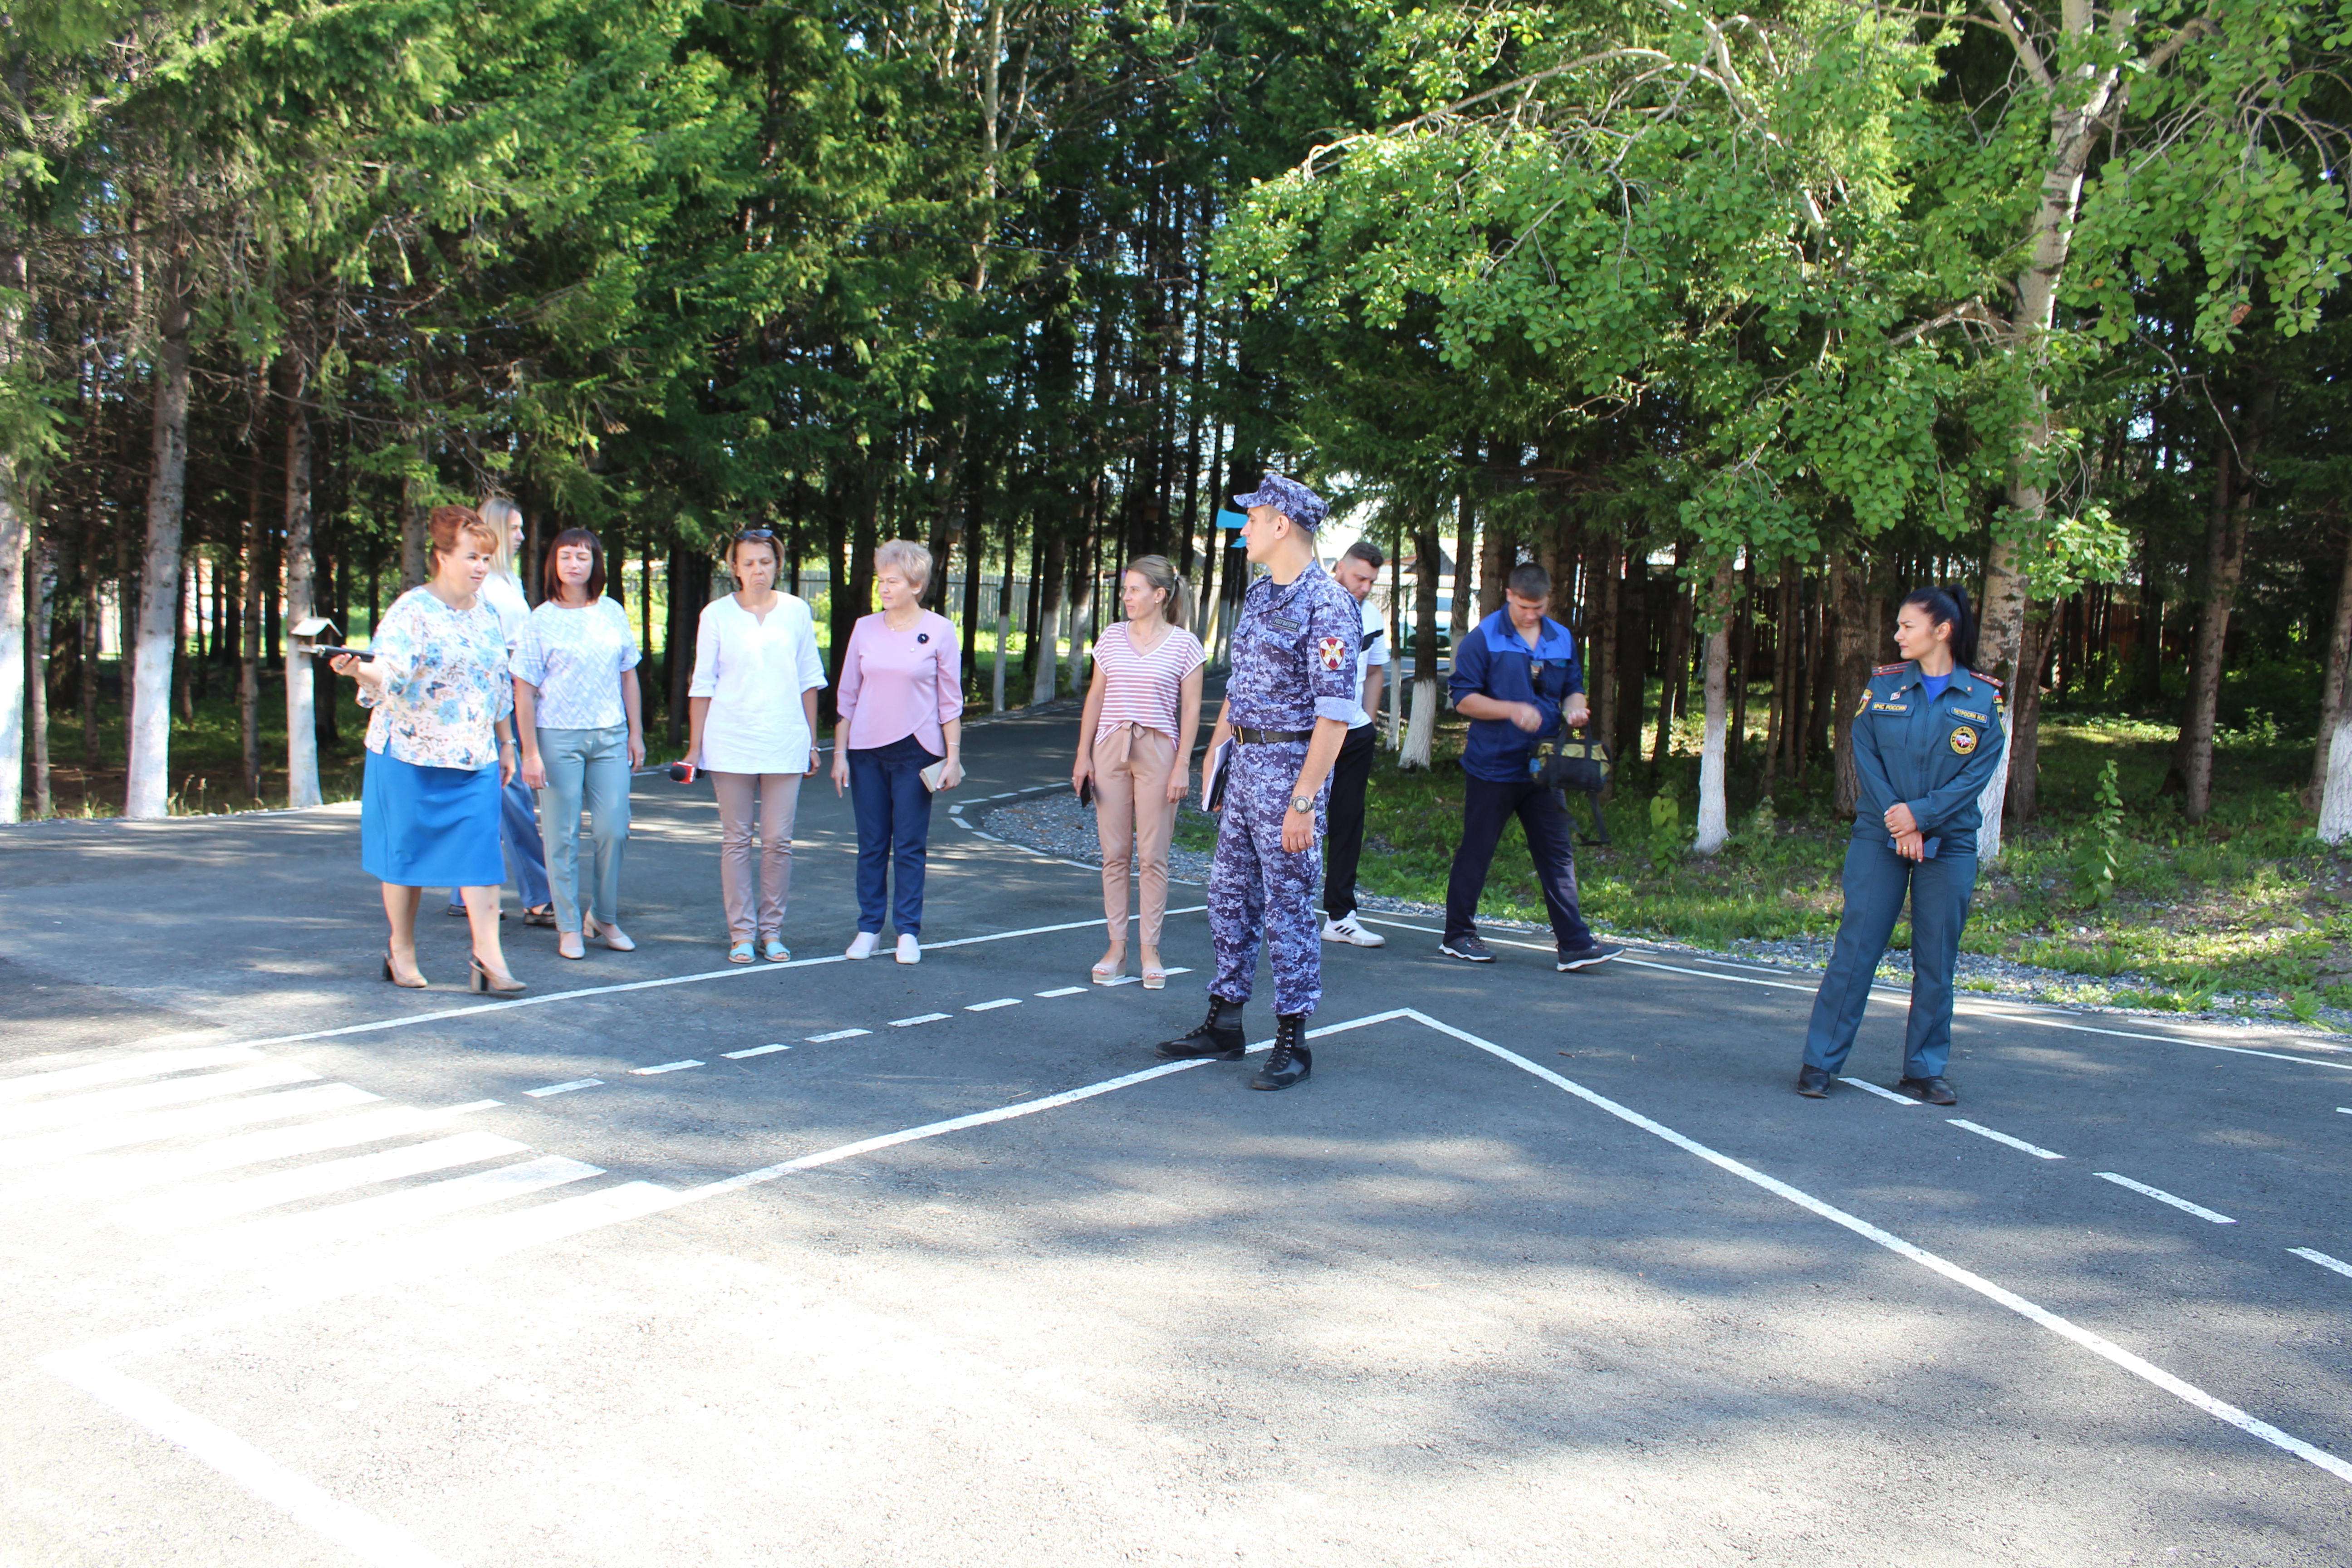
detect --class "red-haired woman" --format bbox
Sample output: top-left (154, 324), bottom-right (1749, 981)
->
top-left (512, 528), bottom-right (645, 961)
top-left (331, 505), bottom-right (526, 994)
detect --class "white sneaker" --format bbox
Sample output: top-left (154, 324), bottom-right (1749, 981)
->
top-left (845, 931), bottom-right (879, 960)
top-left (1323, 915), bottom-right (1387, 947)
top-left (896, 933), bottom-right (921, 965)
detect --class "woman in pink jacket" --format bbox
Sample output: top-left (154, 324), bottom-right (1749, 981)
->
top-left (830, 540), bottom-right (963, 964)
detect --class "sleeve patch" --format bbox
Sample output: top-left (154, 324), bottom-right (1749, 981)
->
top-left (1318, 636), bottom-right (1348, 671)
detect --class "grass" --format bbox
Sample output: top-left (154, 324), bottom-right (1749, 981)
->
top-left (1343, 700), bottom-right (2352, 1026)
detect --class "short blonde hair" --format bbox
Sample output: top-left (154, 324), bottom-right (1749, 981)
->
top-left (874, 538), bottom-right (932, 593)
top-left (476, 496), bottom-right (524, 577)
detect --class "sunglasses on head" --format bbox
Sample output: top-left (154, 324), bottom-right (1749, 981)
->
top-left (734, 527), bottom-right (776, 542)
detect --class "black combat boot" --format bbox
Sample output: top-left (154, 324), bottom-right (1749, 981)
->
top-left (1249, 1014), bottom-right (1312, 1090)
top-left (1156, 995), bottom-right (1245, 1060)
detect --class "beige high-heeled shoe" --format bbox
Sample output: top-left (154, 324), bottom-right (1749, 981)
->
top-left (1091, 942), bottom-right (1127, 985)
top-left (468, 954), bottom-right (527, 995)
top-left (1139, 948), bottom-right (1168, 990)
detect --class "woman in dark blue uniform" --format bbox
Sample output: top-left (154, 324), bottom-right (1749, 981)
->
top-left (1797, 587), bottom-right (2006, 1105)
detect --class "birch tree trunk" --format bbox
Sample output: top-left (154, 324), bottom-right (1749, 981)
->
top-left (2321, 714), bottom-right (2352, 843)
top-left (1693, 560), bottom-right (1736, 854)
top-left (1029, 530), bottom-right (1064, 704)
top-left (281, 345), bottom-right (322, 808)
top-left (124, 247), bottom-right (192, 820)
top-left (1402, 518), bottom-right (1442, 770)
top-left (1977, 0), bottom-right (2140, 859)
top-left (0, 233), bottom-right (24, 823)
top-left (2308, 524), bottom-right (2352, 808)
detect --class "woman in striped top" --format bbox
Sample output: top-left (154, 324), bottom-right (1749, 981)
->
top-left (1072, 555), bottom-right (1206, 989)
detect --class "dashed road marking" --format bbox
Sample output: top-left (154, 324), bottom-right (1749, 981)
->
top-left (1839, 1077), bottom-right (1918, 1104)
top-left (524, 1079), bottom-right (602, 1098)
top-left (806, 1029), bottom-right (872, 1043)
top-left (887, 1013), bottom-right (952, 1028)
top-left (1950, 1119), bottom-right (2064, 1159)
top-left (722, 1044), bottom-right (794, 1059)
top-left (630, 1061), bottom-right (704, 1076)
top-left (2292, 1247), bottom-right (2352, 1280)
top-left (2097, 1171), bottom-right (2235, 1224)
top-left (965, 999), bottom-right (1021, 1012)
top-left (1036, 987), bottom-right (1085, 999)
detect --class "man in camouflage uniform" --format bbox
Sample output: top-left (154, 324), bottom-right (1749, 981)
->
top-left (1155, 475), bottom-right (1362, 1090)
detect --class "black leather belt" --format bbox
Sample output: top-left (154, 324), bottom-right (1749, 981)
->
top-left (1233, 727), bottom-right (1313, 744)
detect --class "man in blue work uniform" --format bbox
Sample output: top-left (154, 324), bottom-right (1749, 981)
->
top-left (1439, 562), bottom-right (1623, 971)
top-left (1156, 474), bottom-right (1362, 1090)
top-left (1799, 587), bottom-right (2006, 1105)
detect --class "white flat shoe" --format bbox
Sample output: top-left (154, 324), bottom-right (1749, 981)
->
top-left (845, 932), bottom-right (880, 960)
top-left (896, 933), bottom-right (921, 965)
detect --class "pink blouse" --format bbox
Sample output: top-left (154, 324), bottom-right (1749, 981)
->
top-left (836, 611), bottom-right (964, 754)
top-left (1092, 621), bottom-right (1206, 743)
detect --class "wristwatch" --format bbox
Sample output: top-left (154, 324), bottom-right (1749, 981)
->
top-left (1290, 795), bottom-right (1314, 814)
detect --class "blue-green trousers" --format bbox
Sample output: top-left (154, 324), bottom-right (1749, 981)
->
top-left (1803, 835), bottom-right (1978, 1082)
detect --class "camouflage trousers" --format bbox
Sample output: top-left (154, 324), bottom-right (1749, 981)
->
top-left (1207, 739), bottom-right (1328, 1017)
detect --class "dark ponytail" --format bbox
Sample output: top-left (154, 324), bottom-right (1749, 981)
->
top-left (1901, 584), bottom-right (1979, 670)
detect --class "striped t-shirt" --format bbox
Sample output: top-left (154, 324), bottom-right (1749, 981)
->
top-left (1093, 621), bottom-right (1208, 743)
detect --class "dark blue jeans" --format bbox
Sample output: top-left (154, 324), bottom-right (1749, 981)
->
top-left (849, 733), bottom-right (941, 936)
top-left (1444, 773), bottom-right (1594, 949)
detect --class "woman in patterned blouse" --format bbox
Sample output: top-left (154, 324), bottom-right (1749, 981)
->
top-left (331, 505), bottom-right (526, 994)
top-left (513, 528), bottom-right (645, 961)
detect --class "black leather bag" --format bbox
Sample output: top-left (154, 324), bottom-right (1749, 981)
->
top-left (1537, 728), bottom-right (1612, 795)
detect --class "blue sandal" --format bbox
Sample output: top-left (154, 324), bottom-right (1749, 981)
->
top-left (727, 941), bottom-right (755, 965)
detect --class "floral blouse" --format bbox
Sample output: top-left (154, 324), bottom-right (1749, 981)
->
top-left (360, 586), bottom-right (515, 770)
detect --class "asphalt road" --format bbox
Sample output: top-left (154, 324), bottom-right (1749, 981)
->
top-left (3, 702), bottom-right (2350, 1567)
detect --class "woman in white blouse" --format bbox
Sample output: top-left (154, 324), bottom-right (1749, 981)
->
top-left (513, 528), bottom-right (645, 961)
top-left (682, 528), bottom-right (828, 963)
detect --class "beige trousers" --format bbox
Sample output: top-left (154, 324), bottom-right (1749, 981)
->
top-left (711, 771), bottom-right (802, 942)
top-left (1093, 722), bottom-right (1179, 946)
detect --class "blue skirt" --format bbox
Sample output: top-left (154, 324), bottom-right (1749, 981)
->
top-left (361, 749), bottom-right (505, 887)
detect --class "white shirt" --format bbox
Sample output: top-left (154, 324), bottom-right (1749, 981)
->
top-left (1347, 594), bottom-right (1390, 728)
top-left (687, 592), bottom-right (827, 774)
top-left (511, 598), bottom-right (640, 731)
top-left (480, 572), bottom-right (531, 650)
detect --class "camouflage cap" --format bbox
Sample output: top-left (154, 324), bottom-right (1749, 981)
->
top-left (1231, 472), bottom-right (1328, 533)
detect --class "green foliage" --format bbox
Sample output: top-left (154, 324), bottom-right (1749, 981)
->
top-left (1647, 790), bottom-right (1682, 874)
top-left (2075, 759), bottom-right (2126, 906)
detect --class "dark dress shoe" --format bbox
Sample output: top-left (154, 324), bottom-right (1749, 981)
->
top-left (1796, 1066), bottom-right (1834, 1098)
top-left (1157, 996), bottom-right (1245, 1061)
top-left (1249, 1015), bottom-right (1312, 1090)
top-left (1897, 1075), bottom-right (1958, 1106)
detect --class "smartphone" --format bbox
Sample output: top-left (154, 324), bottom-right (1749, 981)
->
top-left (1079, 776), bottom-right (1095, 807)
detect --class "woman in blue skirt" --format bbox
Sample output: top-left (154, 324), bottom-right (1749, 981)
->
top-left (331, 505), bottom-right (527, 994)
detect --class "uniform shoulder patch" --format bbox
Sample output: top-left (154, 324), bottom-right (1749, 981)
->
top-left (1317, 636), bottom-right (1347, 671)
top-left (1872, 662), bottom-right (1907, 676)
top-left (1974, 671), bottom-right (2004, 690)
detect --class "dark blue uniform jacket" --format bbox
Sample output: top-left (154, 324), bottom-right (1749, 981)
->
top-left (1850, 661), bottom-right (2008, 845)
top-left (1450, 609), bottom-right (1583, 784)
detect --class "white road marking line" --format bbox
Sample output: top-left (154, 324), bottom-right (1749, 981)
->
top-left (523, 1079), bottom-right (602, 1097)
top-left (1395, 1009), bottom-right (2352, 1489)
top-left (1161, 966), bottom-right (1193, 975)
top-left (1359, 916), bottom-right (2352, 1073)
top-left (1036, 986), bottom-right (1085, 998)
top-left (114, 1131), bottom-right (532, 1232)
top-left (2292, 1247), bottom-right (2352, 1281)
top-left (442, 1100), bottom-right (502, 1114)
top-left (0, 1044), bottom-right (264, 1103)
top-left (2096, 1172), bottom-right (2237, 1224)
top-left (0, 1061), bottom-right (323, 1136)
top-left (217, 908), bottom-right (1211, 1052)
top-left (722, 1044), bottom-right (794, 1058)
top-left (1839, 1077), bottom-right (1919, 1104)
top-left (966, 999), bottom-right (1021, 1011)
top-left (2339, 1107), bottom-right (2351, 1115)
top-left (1098, 975), bottom-right (1139, 987)
top-left (630, 1060), bottom-right (703, 1075)
top-left (42, 1356), bottom-right (459, 1568)
top-left (0, 1084), bottom-right (381, 1167)
top-left (1949, 1119), bottom-right (2065, 1159)
top-left (887, 1013), bottom-right (952, 1028)
top-left (21, 1102), bottom-right (502, 1198)
top-left (214, 1156), bottom-right (606, 1252)
top-left (970, 831), bottom-right (998, 840)
top-left (805, 1029), bottom-right (871, 1043)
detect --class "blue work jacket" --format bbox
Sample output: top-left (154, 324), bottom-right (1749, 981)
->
top-left (1849, 661), bottom-right (2008, 846)
top-left (1449, 608), bottom-right (1584, 784)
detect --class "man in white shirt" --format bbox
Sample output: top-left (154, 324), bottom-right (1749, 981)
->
top-left (1322, 540), bottom-right (1389, 947)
